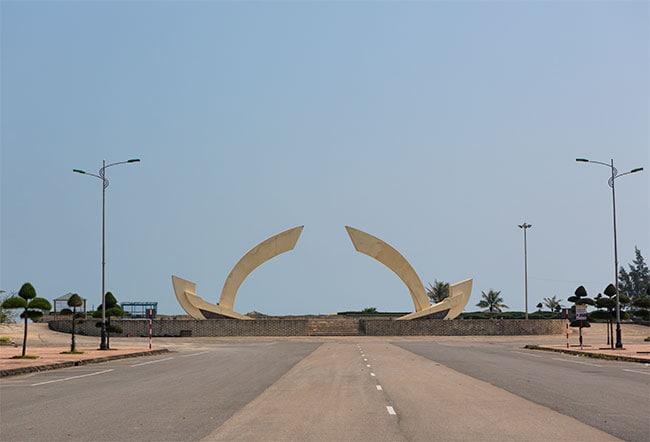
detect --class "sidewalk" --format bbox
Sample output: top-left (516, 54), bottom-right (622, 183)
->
top-left (529, 343), bottom-right (650, 363)
top-left (0, 344), bottom-right (169, 377)
top-left (0, 323), bottom-right (169, 377)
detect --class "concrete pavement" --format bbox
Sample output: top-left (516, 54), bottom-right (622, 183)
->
top-left (203, 342), bottom-right (619, 441)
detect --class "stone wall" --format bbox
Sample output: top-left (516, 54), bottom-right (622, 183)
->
top-left (362, 318), bottom-right (564, 336)
top-left (49, 318), bottom-right (564, 337)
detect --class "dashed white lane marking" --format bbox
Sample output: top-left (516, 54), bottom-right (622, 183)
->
top-left (180, 351), bottom-right (208, 357)
top-left (623, 369), bottom-right (650, 375)
top-left (370, 372), bottom-right (376, 377)
top-left (132, 357), bottom-right (174, 367)
top-left (552, 358), bottom-right (602, 367)
top-left (512, 351), bottom-right (542, 358)
top-left (31, 369), bottom-right (114, 386)
top-left (376, 385), bottom-right (383, 391)
top-left (366, 364), bottom-right (371, 367)
top-left (364, 358), bottom-right (368, 362)
top-left (386, 406), bottom-right (396, 415)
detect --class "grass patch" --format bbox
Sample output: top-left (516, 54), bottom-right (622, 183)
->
top-left (10, 355), bottom-right (40, 359)
top-left (60, 350), bottom-right (85, 355)
top-left (0, 337), bottom-right (11, 343)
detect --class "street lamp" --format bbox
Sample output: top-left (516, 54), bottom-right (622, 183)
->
top-left (74, 158), bottom-right (140, 350)
top-left (518, 222), bottom-right (532, 320)
top-left (576, 158), bottom-right (643, 349)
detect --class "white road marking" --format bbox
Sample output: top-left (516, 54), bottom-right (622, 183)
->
top-left (512, 351), bottom-right (542, 358)
top-left (131, 357), bottom-right (174, 367)
top-left (370, 372), bottom-right (376, 377)
top-left (363, 358), bottom-right (368, 362)
top-left (366, 364), bottom-right (371, 368)
top-left (31, 369), bottom-right (114, 386)
top-left (180, 351), bottom-right (209, 358)
top-left (552, 358), bottom-right (602, 367)
top-left (376, 385), bottom-right (383, 391)
top-left (623, 369), bottom-right (650, 375)
top-left (386, 406), bottom-right (396, 415)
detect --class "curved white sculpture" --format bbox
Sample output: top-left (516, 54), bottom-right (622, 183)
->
top-left (345, 226), bottom-right (472, 320)
top-left (173, 226), bottom-right (304, 320)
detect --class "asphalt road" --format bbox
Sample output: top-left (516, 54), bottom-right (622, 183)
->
top-left (0, 342), bottom-right (320, 441)
top-left (1, 339), bottom-right (646, 441)
top-left (396, 341), bottom-right (650, 442)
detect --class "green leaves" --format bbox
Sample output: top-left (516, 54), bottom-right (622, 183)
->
top-left (104, 292), bottom-right (118, 309)
top-left (67, 294), bottom-right (83, 308)
top-left (570, 286), bottom-right (595, 305)
top-left (28, 298), bottom-right (52, 311)
top-left (426, 280), bottom-right (450, 304)
top-left (618, 247), bottom-right (650, 300)
top-left (574, 286), bottom-right (588, 298)
top-left (476, 289), bottom-right (509, 313)
top-left (18, 283), bottom-right (36, 300)
top-left (2, 296), bottom-right (27, 309)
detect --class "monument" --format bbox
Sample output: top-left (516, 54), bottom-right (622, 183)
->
top-left (172, 225), bottom-right (471, 320)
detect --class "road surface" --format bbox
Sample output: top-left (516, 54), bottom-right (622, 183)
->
top-left (2, 339), bottom-right (646, 441)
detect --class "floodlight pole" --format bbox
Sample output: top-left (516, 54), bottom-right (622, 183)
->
top-left (518, 223), bottom-right (532, 320)
top-left (576, 158), bottom-right (643, 349)
top-left (73, 158), bottom-right (140, 350)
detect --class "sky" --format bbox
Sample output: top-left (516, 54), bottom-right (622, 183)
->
top-left (1, 1), bottom-right (648, 318)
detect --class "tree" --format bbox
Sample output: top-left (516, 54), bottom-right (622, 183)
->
top-left (93, 292), bottom-right (123, 349)
top-left (568, 286), bottom-right (595, 306)
top-left (631, 296), bottom-right (650, 321)
top-left (1, 283), bottom-right (52, 357)
top-left (66, 294), bottom-right (84, 352)
top-left (476, 289), bottom-right (509, 314)
top-left (536, 302), bottom-right (543, 312)
top-left (426, 280), bottom-right (450, 304)
top-left (568, 285), bottom-right (595, 327)
top-left (619, 247), bottom-right (650, 301)
top-left (0, 290), bottom-right (18, 323)
top-left (542, 296), bottom-right (562, 313)
top-left (595, 284), bottom-right (618, 348)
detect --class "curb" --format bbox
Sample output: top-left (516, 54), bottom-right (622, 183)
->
top-left (524, 345), bottom-right (649, 364)
top-left (0, 348), bottom-right (170, 377)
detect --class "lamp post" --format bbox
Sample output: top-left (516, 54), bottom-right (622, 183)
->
top-left (518, 222), bottom-right (532, 320)
top-left (576, 158), bottom-right (643, 349)
top-left (74, 158), bottom-right (140, 350)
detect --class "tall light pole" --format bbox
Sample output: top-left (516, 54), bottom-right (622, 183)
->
top-left (518, 223), bottom-right (532, 320)
top-left (576, 158), bottom-right (643, 349)
top-left (74, 158), bottom-right (140, 350)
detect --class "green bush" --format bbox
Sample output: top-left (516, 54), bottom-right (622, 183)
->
top-left (588, 310), bottom-right (612, 321)
top-left (631, 309), bottom-right (650, 321)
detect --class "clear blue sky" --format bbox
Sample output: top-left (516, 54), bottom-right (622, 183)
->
top-left (1, 1), bottom-right (648, 316)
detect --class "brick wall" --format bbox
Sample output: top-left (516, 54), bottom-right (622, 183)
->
top-left (49, 318), bottom-right (564, 337)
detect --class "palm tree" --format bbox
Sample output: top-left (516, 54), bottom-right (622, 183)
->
top-left (476, 289), bottom-right (509, 314)
top-left (426, 280), bottom-right (450, 304)
top-left (542, 296), bottom-right (562, 313)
